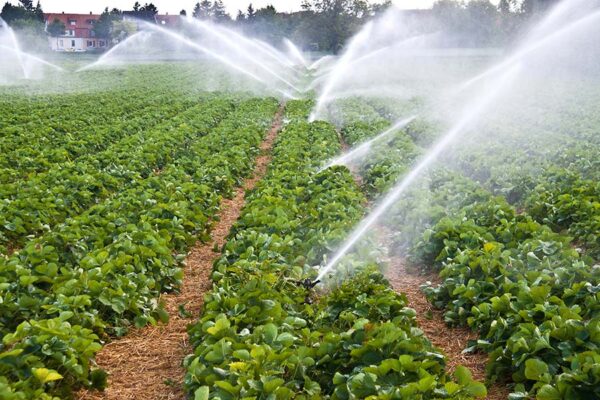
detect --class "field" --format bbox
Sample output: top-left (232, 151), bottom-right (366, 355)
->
top-left (0, 35), bottom-right (599, 400)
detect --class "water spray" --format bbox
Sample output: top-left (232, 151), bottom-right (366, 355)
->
top-left (284, 38), bottom-right (308, 68)
top-left (184, 18), bottom-right (302, 93)
top-left (316, 64), bottom-right (522, 282)
top-left (79, 21), bottom-right (298, 99)
top-left (320, 115), bottom-right (417, 171)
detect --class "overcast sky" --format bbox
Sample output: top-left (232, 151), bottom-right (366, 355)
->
top-left (41, 0), bottom-right (440, 16)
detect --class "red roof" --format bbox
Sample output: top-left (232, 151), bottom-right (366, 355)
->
top-left (44, 13), bottom-right (100, 29)
top-left (44, 13), bottom-right (101, 39)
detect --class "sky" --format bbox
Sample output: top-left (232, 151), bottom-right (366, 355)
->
top-left (40, 0), bottom-right (439, 16)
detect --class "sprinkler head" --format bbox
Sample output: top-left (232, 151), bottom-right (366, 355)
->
top-left (298, 278), bottom-right (320, 290)
top-left (295, 278), bottom-right (321, 304)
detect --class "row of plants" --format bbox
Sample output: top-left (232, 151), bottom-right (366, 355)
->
top-left (441, 89), bottom-right (600, 253)
top-left (330, 96), bottom-right (600, 398)
top-left (325, 97), bottom-right (425, 197)
top-left (0, 90), bottom-right (196, 184)
top-left (0, 97), bottom-right (279, 399)
top-left (0, 96), bottom-right (236, 254)
top-left (526, 169), bottom-right (600, 260)
top-left (184, 100), bottom-right (486, 399)
top-left (407, 175), bottom-right (600, 399)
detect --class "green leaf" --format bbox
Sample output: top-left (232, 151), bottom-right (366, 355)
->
top-left (263, 323), bottom-right (278, 343)
top-left (233, 350), bottom-right (250, 360)
top-left (454, 365), bottom-right (473, 385)
top-left (33, 368), bottom-right (63, 384)
top-left (537, 385), bottom-right (561, 400)
top-left (194, 386), bottom-right (209, 400)
top-left (207, 316), bottom-right (230, 336)
top-left (445, 382), bottom-right (461, 395)
top-left (465, 382), bottom-right (487, 398)
top-left (524, 358), bottom-right (550, 382)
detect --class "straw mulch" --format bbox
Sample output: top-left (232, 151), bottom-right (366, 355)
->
top-left (77, 105), bottom-right (284, 400)
top-left (385, 254), bottom-right (511, 400)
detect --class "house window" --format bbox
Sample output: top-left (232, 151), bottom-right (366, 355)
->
top-left (99, 40), bottom-right (105, 47)
top-left (69, 19), bottom-right (76, 26)
top-left (59, 39), bottom-right (63, 47)
top-left (71, 40), bottom-right (75, 47)
top-left (91, 30), bottom-right (96, 37)
top-left (87, 40), bottom-right (93, 47)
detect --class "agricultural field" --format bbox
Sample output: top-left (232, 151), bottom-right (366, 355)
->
top-left (1, 2), bottom-right (600, 400)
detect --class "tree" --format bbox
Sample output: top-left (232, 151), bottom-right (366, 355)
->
top-left (46, 17), bottom-right (64, 48)
top-left (112, 19), bottom-right (137, 42)
top-left (1, 0), bottom-right (44, 24)
top-left (180, 9), bottom-right (187, 16)
top-left (33, 0), bottom-right (42, 21)
top-left (247, 3), bottom-right (255, 20)
top-left (18, 0), bottom-right (33, 11)
top-left (246, 3), bottom-right (256, 21)
top-left (133, 1), bottom-right (140, 11)
top-left (193, 0), bottom-right (212, 19)
top-left (94, 8), bottom-right (113, 38)
top-left (46, 17), bottom-right (64, 36)
top-left (211, 0), bottom-right (230, 22)
top-left (499, 0), bottom-right (510, 13)
top-left (140, 2), bottom-right (158, 15)
top-left (1, 2), bottom-right (29, 23)
top-left (519, 0), bottom-right (559, 14)
top-left (300, 0), bottom-right (373, 52)
top-left (236, 10), bottom-right (245, 21)
top-left (300, 1), bottom-right (312, 11)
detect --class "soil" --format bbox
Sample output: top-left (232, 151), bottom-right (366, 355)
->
top-left (76, 104), bottom-right (284, 400)
top-left (381, 232), bottom-right (511, 400)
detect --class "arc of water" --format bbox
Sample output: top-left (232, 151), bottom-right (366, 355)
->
top-left (202, 20), bottom-right (296, 70)
top-left (78, 31), bottom-right (148, 71)
top-left (457, 8), bottom-right (600, 93)
top-left (0, 45), bottom-right (64, 71)
top-left (526, 0), bottom-right (598, 42)
top-left (184, 19), bottom-right (301, 93)
top-left (153, 24), bottom-right (299, 99)
top-left (309, 55), bottom-right (334, 71)
top-left (316, 64), bottom-right (522, 281)
top-left (307, 33), bottom-right (437, 92)
top-left (78, 24), bottom-right (298, 99)
top-left (309, 21), bottom-right (374, 122)
top-left (284, 38), bottom-right (307, 67)
top-left (321, 116), bottom-right (417, 171)
top-left (253, 38), bottom-right (296, 68)
top-left (0, 17), bottom-right (28, 79)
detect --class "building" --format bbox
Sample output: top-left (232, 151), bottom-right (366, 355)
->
top-left (44, 13), bottom-right (108, 52)
top-left (44, 12), bottom-right (181, 52)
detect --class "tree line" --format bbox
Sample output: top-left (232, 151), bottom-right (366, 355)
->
top-left (1, 0), bottom-right (566, 53)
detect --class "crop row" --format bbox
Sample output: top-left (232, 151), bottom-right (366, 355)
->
top-left (0, 91), bottom-right (198, 183)
top-left (184, 100), bottom-right (486, 399)
top-left (331, 97), bottom-right (599, 398)
top-left (0, 97), bottom-right (279, 399)
top-left (0, 96), bottom-right (236, 254)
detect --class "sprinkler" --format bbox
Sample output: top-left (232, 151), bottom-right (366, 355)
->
top-left (296, 278), bottom-right (321, 304)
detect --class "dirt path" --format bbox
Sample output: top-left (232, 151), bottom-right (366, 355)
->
top-left (78, 104), bottom-right (284, 400)
top-left (334, 123), bottom-right (509, 399)
top-left (380, 231), bottom-right (510, 400)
